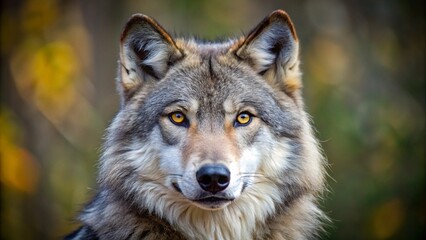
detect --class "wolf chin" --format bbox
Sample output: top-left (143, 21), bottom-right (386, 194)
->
top-left (66, 9), bottom-right (327, 240)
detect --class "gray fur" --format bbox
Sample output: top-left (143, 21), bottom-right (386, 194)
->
top-left (67, 10), bottom-right (327, 240)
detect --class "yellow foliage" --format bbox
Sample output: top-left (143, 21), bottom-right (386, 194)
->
top-left (0, 110), bottom-right (39, 194)
top-left (11, 41), bottom-right (79, 123)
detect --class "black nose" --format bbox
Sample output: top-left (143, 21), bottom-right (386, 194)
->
top-left (196, 164), bottom-right (230, 194)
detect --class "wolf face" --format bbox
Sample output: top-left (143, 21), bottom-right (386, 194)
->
top-left (75, 10), bottom-right (326, 240)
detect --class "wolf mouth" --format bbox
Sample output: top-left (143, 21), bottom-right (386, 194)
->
top-left (173, 181), bottom-right (235, 207)
top-left (192, 196), bottom-right (235, 208)
top-left (194, 196), bottom-right (234, 203)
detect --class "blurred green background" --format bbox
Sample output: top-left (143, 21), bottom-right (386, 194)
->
top-left (1, 0), bottom-right (424, 239)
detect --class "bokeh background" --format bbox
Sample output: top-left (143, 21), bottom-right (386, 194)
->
top-left (1, 0), bottom-right (424, 239)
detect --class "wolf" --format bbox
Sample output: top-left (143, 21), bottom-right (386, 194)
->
top-left (66, 9), bottom-right (327, 240)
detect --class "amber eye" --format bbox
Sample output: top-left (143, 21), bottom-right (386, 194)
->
top-left (235, 112), bottom-right (253, 127)
top-left (169, 112), bottom-right (188, 126)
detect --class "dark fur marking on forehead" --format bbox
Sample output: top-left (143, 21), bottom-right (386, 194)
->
top-left (208, 56), bottom-right (214, 80)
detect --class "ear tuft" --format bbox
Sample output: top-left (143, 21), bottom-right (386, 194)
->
top-left (118, 14), bottom-right (183, 101)
top-left (235, 10), bottom-right (302, 93)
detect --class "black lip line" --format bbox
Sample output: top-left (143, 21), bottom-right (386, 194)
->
top-left (172, 182), bottom-right (235, 203)
top-left (193, 196), bottom-right (235, 203)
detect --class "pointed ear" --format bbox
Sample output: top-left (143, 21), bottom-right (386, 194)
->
top-left (235, 10), bottom-right (301, 94)
top-left (118, 14), bottom-right (184, 100)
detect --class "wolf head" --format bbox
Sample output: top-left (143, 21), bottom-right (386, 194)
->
top-left (98, 10), bottom-right (324, 236)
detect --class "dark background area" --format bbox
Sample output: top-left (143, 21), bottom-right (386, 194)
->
top-left (1, 0), bottom-right (425, 239)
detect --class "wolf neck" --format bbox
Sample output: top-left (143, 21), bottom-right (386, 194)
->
top-left (149, 186), bottom-right (279, 240)
top-left (82, 188), bottom-right (276, 240)
top-left (171, 205), bottom-right (260, 239)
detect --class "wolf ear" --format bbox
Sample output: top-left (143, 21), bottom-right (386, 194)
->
top-left (235, 10), bottom-right (301, 94)
top-left (119, 14), bottom-right (183, 100)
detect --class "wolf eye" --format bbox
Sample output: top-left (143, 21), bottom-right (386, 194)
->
top-left (168, 112), bottom-right (188, 126)
top-left (235, 112), bottom-right (253, 127)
